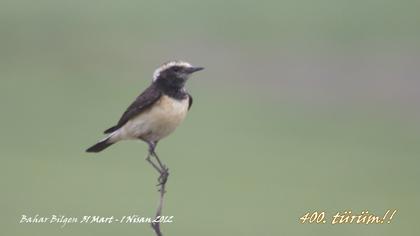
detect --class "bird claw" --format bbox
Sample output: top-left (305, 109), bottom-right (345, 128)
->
top-left (157, 167), bottom-right (169, 186)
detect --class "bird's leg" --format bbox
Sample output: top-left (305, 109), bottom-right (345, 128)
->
top-left (152, 151), bottom-right (169, 186)
top-left (146, 141), bottom-right (162, 173)
top-left (145, 141), bottom-right (170, 236)
top-left (148, 141), bottom-right (165, 169)
top-left (151, 150), bottom-right (165, 170)
top-left (146, 151), bottom-right (168, 186)
top-left (147, 141), bottom-right (169, 186)
top-left (146, 152), bottom-right (162, 174)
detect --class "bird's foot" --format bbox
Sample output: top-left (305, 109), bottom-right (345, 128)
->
top-left (157, 166), bottom-right (169, 186)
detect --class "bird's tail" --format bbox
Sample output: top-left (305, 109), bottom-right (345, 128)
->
top-left (86, 136), bottom-right (114, 153)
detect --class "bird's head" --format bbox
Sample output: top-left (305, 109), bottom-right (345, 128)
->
top-left (153, 61), bottom-right (204, 89)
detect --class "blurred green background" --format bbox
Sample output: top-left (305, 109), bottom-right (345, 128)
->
top-left (1, 0), bottom-right (420, 235)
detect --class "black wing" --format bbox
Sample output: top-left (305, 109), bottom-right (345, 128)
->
top-left (188, 93), bottom-right (193, 110)
top-left (104, 84), bottom-right (162, 134)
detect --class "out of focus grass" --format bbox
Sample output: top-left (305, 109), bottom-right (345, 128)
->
top-left (1, 0), bottom-right (420, 235)
top-left (1, 75), bottom-right (419, 235)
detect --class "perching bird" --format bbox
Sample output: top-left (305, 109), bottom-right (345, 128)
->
top-left (86, 60), bottom-right (203, 183)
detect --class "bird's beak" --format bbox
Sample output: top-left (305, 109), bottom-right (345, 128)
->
top-left (187, 67), bottom-right (204, 74)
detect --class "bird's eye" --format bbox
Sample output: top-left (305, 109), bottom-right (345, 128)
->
top-left (172, 67), bottom-right (181, 72)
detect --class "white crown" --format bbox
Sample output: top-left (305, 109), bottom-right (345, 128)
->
top-left (153, 60), bottom-right (193, 81)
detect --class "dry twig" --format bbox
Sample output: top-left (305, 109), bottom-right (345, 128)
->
top-left (147, 151), bottom-right (169, 236)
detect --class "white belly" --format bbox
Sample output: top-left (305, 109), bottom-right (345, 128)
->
top-left (115, 95), bottom-right (189, 142)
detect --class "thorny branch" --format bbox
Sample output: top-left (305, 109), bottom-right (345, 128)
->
top-left (146, 151), bottom-right (169, 236)
top-left (151, 178), bottom-right (167, 236)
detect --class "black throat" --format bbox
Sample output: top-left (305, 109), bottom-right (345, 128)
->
top-left (155, 80), bottom-right (188, 100)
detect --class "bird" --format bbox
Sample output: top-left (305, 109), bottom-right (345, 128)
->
top-left (86, 60), bottom-right (204, 184)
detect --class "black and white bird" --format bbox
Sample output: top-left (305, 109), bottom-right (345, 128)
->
top-left (86, 60), bottom-right (203, 183)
